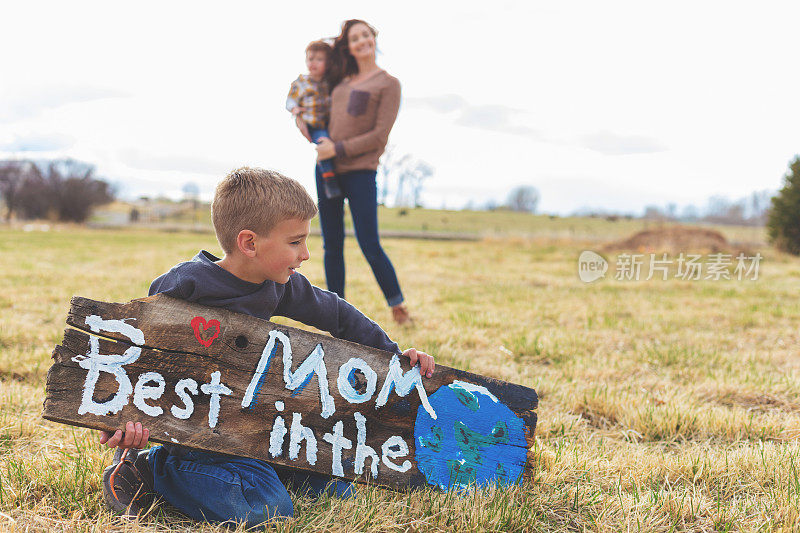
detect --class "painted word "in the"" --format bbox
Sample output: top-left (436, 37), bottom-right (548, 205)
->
top-left (267, 404), bottom-right (411, 478)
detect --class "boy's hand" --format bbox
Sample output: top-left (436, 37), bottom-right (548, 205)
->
top-left (295, 115), bottom-right (312, 142)
top-left (99, 421), bottom-right (150, 450)
top-left (291, 106), bottom-right (306, 116)
top-left (404, 348), bottom-right (435, 378)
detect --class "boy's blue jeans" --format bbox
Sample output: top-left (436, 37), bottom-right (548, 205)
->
top-left (148, 446), bottom-right (354, 527)
top-left (309, 126), bottom-right (335, 176)
top-left (315, 167), bottom-right (404, 306)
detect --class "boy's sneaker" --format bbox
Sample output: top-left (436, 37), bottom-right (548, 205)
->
top-left (102, 447), bottom-right (156, 517)
top-left (322, 174), bottom-right (342, 199)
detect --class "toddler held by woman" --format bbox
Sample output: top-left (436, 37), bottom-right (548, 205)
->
top-left (286, 40), bottom-right (341, 198)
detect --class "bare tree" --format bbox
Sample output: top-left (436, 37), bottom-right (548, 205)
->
top-left (702, 195), bottom-right (749, 225)
top-left (40, 160), bottom-right (107, 222)
top-left (748, 190), bottom-right (772, 224)
top-left (407, 160), bottom-right (434, 208)
top-left (666, 203), bottom-right (678, 219)
top-left (1, 158), bottom-right (114, 222)
top-left (390, 154), bottom-right (412, 207)
top-left (680, 204), bottom-right (699, 221)
top-left (377, 146), bottom-right (401, 206)
top-left (704, 196), bottom-right (732, 221)
top-left (0, 160), bottom-right (26, 222)
top-left (392, 162), bottom-right (405, 207)
top-left (506, 185), bottom-right (540, 213)
top-left (380, 150), bottom-right (434, 208)
top-left (15, 163), bottom-right (49, 219)
top-left (643, 205), bottom-right (668, 220)
top-left (392, 157), bottom-right (433, 208)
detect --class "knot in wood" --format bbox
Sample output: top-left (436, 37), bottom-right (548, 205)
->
top-left (235, 335), bottom-right (248, 349)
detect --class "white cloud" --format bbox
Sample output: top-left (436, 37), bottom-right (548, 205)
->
top-left (406, 95), bottom-right (543, 139)
top-left (118, 149), bottom-right (233, 175)
top-left (0, 132), bottom-right (74, 152)
top-left (0, 85), bottom-right (128, 123)
top-left (578, 131), bottom-right (667, 155)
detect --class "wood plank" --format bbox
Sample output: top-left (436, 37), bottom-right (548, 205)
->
top-left (44, 294), bottom-right (538, 491)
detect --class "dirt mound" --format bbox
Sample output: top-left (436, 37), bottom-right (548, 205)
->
top-left (604, 226), bottom-right (730, 253)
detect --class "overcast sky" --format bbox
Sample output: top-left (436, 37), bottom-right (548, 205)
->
top-left (2, 1), bottom-right (799, 214)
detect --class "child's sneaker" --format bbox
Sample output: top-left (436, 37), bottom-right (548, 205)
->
top-left (322, 173), bottom-right (342, 199)
top-left (102, 447), bottom-right (156, 517)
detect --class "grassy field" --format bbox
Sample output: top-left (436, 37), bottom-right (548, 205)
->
top-left (1, 216), bottom-right (798, 531)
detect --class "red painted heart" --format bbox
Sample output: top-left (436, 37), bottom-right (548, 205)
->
top-left (190, 316), bottom-right (221, 347)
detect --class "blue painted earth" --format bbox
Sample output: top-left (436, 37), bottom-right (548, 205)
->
top-left (413, 381), bottom-right (527, 490)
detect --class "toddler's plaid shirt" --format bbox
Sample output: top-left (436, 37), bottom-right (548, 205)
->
top-left (286, 74), bottom-right (330, 129)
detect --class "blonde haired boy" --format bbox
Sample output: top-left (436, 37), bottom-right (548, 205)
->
top-left (99, 167), bottom-right (434, 526)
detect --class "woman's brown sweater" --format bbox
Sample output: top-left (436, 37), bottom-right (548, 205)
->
top-left (329, 70), bottom-right (401, 174)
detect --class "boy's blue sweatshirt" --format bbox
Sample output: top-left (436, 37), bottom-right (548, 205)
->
top-left (149, 251), bottom-right (401, 355)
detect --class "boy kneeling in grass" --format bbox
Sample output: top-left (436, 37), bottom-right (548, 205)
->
top-left (99, 167), bottom-right (434, 526)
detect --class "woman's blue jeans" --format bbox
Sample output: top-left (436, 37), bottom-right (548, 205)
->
top-left (315, 167), bottom-right (404, 306)
top-left (148, 446), bottom-right (354, 527)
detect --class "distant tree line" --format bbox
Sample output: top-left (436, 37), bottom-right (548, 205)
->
top-left (0, 159), bottom-right (114, 223)
top-left (465, 187), bottom-right (541, 213)
top-left (639, 190), bottom-right (773, 226)
top-left (379, 146), bottom-right (542, 213)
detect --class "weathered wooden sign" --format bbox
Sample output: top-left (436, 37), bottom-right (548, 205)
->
top-left (43, 295), bottom-right (538, 491)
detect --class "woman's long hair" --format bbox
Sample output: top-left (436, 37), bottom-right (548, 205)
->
top-left (326, 19), bottom-right (378, 88)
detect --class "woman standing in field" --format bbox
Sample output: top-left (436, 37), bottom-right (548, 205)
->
top-left (308, 19), bottom-right (410, 324)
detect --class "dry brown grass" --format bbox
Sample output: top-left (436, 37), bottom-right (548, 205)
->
top-left (1, 222), bottom-right (799, 531)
